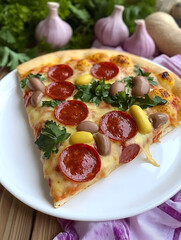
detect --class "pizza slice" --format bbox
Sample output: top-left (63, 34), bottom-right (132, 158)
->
top-left (16, 49), bottom-right (181, 208)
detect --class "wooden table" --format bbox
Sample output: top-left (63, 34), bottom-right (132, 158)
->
top-left (0, 68), bottom-right (62, 240)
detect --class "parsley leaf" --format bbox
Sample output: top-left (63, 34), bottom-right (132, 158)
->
top-left (104, 91), bottom-right (137, 111)
top-left (119, 76), bottom-right (133, 88)
top-left (42, 100), bottom-right (62, 108)
top-left (135, 95), bottom-right (167, 109)
top-left (74, 79), bottom-right (111, 105)
top-left (74, 79), bottom-right (167, 111)
top-left (0, 46), bottom-right (30, 71)
top-left (20, 73), bottom-right (45, 88)
top-left (134, 64), bottom-right (158, 86)
top-left (35, 120), bottom-right (70, 159)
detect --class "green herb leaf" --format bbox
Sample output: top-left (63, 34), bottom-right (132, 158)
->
top-left (134, 64), bottom-right (158, 86)
top-left (105, 91), bottom-right (137, 111)
top-left (135, 95), bottom-right (167, 109)
top-left (68, 2), bottom-right (91, 23)
top-left (42, 100), bottom-right (62, 108)
top-left (20, 73), bottom-right (45, 88)
top-left (119, 76), bottom-right (133, 88)
top-left (35, 120), bottom-right (70, 159)
top-left (0, 46), bottom-right (30, 70)
top-left (0, 29), bottom-right (16, 44)
top-left (147, 76), bottom-right (158, 86)
top-left (74, 79), bottom-right (167, 111)
top-left (74, 79), bottom-right (111, 105)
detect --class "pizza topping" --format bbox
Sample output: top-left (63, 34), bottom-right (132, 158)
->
top-left (129, 105), bottom-right (152, 134)
top-left (59, 144), bottom-right (101, 182)
top-left (149, 112), bottom-right (168, 129)
top-left (133, 94), bottom-right (167, 109)
top-left (77, 121), bottom-right (99, 133)
top-left (109, 81), bottom-right (125, 96)
top-left (132, 76), bottom-right (150, 97)
top-left (94, 132), bottom-right (111, 156)
top-left (75, 74), bottom-right (93, 85)
top-left (42, 99), bottom-right (62, 108)
top-left (55, 100), bottom-right (88, 125)
top-left (28, 77), bottom-right (45, 92)
top-left (75, 79), bottom-right (111, 105)
top-left (69, 131), bottom-right (93, 144)
top-left (91, 62), bottom-right (119, 80)
top-left (35, 120), bottom-right (70, 159)
top-left (45, 82), bottom-right (75, 101)
top-left (100, 110), bottom-right (138, 141)
top-left (75, 79), bottom-right (167, 111)
top-left (134, 64), bottom-right (158, 86)
top-left (31, 90), bottom-right (44, 107)
top-left (120, 144), bottom-right (140, 163)
top-left (20, 73), bottom-right (45, 88)
top-left (48, 64), bottom-right (73, 82)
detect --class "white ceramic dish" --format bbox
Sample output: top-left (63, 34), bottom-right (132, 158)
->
top-left (0, 69), bottom-right (181, 221)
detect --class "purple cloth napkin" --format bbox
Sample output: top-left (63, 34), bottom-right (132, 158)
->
top-left (54, 54), bottom-right (181, 240)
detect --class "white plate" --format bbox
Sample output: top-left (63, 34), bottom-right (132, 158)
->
top-left (0, 69), bottom-right (181, 221)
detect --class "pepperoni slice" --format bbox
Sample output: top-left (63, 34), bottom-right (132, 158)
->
top-left (120, 144), bottom-right (140, 163)
top-left (45, 82), bottom-right (75, 100)
top-left (48, 64), bottom-right (73, 82)
top-left (91, 62), bottom-right (119, 80)
top-left (55, 100), bottom-right (88, 125)
top-left (99, 111), bottom-right (138, 142)
top-left (59, 144), bottom-right (101, 182)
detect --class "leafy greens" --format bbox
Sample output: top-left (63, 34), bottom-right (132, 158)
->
top-left (42, 100), bottom-right (62, 108)
top-left (20, 73), bottom-right (45, 88)
top-left (35, 120), bottom-right (70, 159)
top-left (0, 0), bottom-right (156, 70)
top-left (74, 79), bottom-right (167, 111)
top-left (134, 64), bottom-right (158, 86)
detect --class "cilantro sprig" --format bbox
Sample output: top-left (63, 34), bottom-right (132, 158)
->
top-left (74, 79), bottom-right (111, 105)
top-left (20, 73), bottom-right (45, 88)
top-left (119, 76), bottom-right (133, 89)
top-left (0, 46), bottom-right (30, 71)
top-left (104, 91), bottom-right (136, 111)
top-left (135, 95), bottom-right (167, 109)
top-left (74, 79), bottom-right (167, 111)
top-left (104, 92), bottom-right (167, 111)
top-left (35, 120), bottom-right (70, 159)
top-left (134, 64), bottom-right (158, 86)
top-left (42, 100), bottom-right (62, 108)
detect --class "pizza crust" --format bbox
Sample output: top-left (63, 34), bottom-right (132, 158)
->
top-left (17, 49), bottom-right (181, 97)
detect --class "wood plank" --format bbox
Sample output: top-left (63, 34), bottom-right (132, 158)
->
top-left (31, 211), bottom-right (62, 240)
top-left (0, 68), bottom-right (9, 79)
top-left (0, 186), bottom-right (34, 240)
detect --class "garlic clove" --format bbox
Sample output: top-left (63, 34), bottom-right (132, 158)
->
top-left (123, 19), bottom-right (156, 58)
top-left (35, 2), bottom-right (72, 48)
top-left (94, 5), bottom-right (129, 47)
